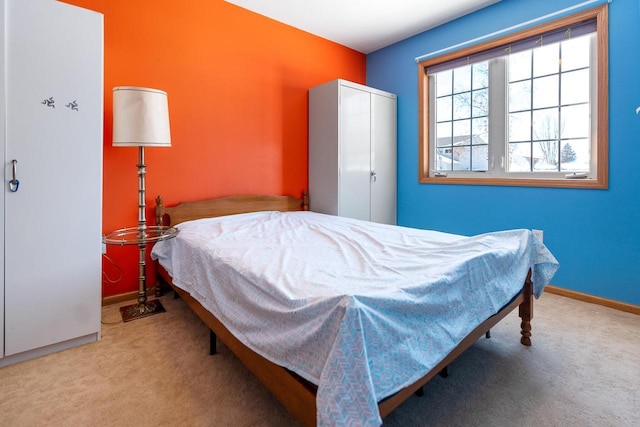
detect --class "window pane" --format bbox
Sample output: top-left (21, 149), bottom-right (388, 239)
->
top-left (509, 50), bottom-right (531, 82)
top-left (509, 142), bottom-right (532, 171)
top-left (509, 80), bottom-right (531, 112)
top-left (452, 146), bottom-right (471, 171)
top-left (472, 88), bottom-right (488, 117)
top-left (533, 43), bottom-right (559, 77)
top-left (560, 139), bottom-right (590, 171)
top-left (453, 65), bottom-right (471, 93)
top-left (436, 147), bottom-right (453, 170)
top-left (436, 70), bottom-right (453, 97)
top-left (436, 96), bottom-right (452, 121)
top-left (533, 140), bottom-right (559, 171)
top-left (533, 75), bottom-right (559, 109)
top-left (472, 62), bottom-right (488, 90)
top-left (561, 104), bottom-right (590, 139)
top-left (472, 117), bottom-right (488, 144)
top-left (471, 145), bottom-right (488, 171)
top-left (562, 35), bottom-right (591, 72)
top-left (453, 119), bottom-right (471, 140)
top-left (533, 108), bottom-right (559, 140)
top-left (509, 112), bottom-right (531, 142)
top-left (453, 93), bottom-right (471, 119)
top-left (436, 122), bottom-right (452, 147)
top-left (561, 69), bottom-right (589, 105)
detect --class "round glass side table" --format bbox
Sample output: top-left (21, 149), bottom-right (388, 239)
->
top-left (102, 225), bottom-right (178, 322)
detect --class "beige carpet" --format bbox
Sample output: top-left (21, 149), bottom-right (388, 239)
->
top-left (0, 292), bottom-right (638, 426)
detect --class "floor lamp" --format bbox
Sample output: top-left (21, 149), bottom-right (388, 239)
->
top-left (108, 86), bottom-right (177, 322)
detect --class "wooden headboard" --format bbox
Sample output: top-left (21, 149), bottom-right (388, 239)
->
top-left (155, 191), bottom-right (309, 227)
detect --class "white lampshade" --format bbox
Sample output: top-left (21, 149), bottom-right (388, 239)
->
top-left (112, 86), bottom-right (171, 147)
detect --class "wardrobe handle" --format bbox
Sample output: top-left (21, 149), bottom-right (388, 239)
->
top-left (370, 170), bottom-right (377, 183)
top-left (9, 159), bottom-right (20, 192)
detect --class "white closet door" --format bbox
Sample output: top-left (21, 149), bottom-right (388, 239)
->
top-left (0, 1), bottom-right (5, 359)
top-left (370, 93), bottom-right (397, 225)
top-left (4, 0), bottom-right (102, 356)
top-left (339, 85), bottom-right (371, 221)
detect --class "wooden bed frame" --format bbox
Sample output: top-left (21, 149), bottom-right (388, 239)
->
top-left (154, 192), bottom-right (535, 426)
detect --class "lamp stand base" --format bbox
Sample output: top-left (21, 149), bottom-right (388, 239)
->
top-left (119, 299), bottom-right (165, 322)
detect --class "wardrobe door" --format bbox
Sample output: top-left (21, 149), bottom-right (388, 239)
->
top-left (369, 92), bottom-right (397, 225)
top-left (0, 0), bottom-right (5, 360)
top-left (3, 0), bottom-right (102, 356)
top-left (339, 85), bottom-right (371, 222)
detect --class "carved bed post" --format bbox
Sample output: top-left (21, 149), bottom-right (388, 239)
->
top-left (519, 269), bottom-right (534, 346)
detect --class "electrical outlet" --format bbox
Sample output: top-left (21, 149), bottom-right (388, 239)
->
top-left (532, 229), bottom-right (544, 243)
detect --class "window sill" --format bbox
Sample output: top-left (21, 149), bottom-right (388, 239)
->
top-left (418, 175), bottom-right (608, 189)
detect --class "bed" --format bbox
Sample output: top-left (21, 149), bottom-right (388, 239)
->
top-left (151, 192), bottom-right (559, 426)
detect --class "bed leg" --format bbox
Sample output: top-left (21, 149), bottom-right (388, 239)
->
top-left (439, 366), bottom-right (449, 378)
top-left (210, 329), bottom-right (217, 355)
top-left (519, 271), bottom-right (534, 346)
top-left (485, 330), bottom-right (491, 339)
top-left (414, 365), bottom-right (449, 398)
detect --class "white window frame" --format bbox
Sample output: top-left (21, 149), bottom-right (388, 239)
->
top-left (418, 5), bottom-right (608, 189)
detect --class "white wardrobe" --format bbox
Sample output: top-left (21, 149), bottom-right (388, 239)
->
top-left (0, 0), bottom-right (103, 367)
top-left (309, 79), bottom-right (397, 224)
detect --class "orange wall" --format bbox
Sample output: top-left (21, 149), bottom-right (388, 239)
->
top-left (62, 0), bottom-right (366, 298)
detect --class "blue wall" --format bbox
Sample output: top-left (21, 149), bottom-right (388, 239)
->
top-left (366, 0), bottom-right (640, 306)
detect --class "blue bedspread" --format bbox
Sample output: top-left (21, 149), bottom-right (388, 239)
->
top-left (151, 211), bottom-right (559, 426)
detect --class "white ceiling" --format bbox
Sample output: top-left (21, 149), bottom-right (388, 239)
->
top-left (224, 0), bottom-right (501, 54)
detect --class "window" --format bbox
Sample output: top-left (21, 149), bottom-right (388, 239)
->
top-left (418, 5), bottom-right (608, 188)
top-left (433, 62), bottom-right (490, 173)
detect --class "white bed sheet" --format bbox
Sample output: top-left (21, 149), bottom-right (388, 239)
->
top-left (151, 211), bottom-right (559, 426)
